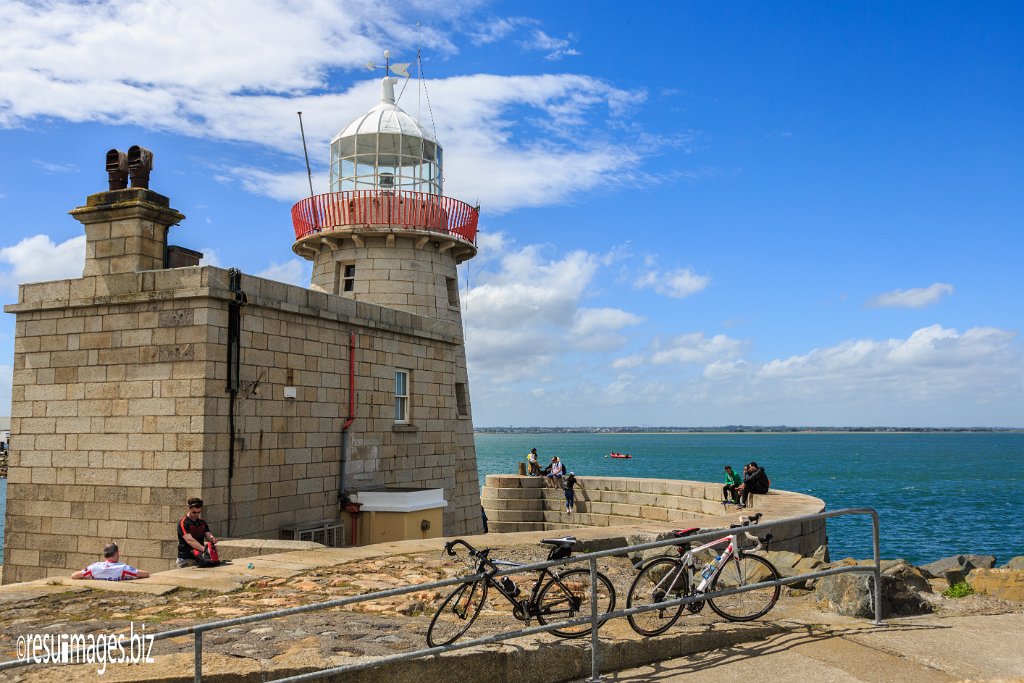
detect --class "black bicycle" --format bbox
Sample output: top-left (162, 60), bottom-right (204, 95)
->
top-left (426, 537), bottom-right (617, 647)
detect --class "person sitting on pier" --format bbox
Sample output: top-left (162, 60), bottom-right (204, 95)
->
top-left (71, 542), bottom-right (149, 581)
top-left (722, 465), bottom-right (742, 504)
top-left (526, 448), bottom-right (541, 476)
top-left (545, 456), bottom-right (565, 488)
top-left (737, 461), bottom-right (770, 508)
top-left (176, 497), bottom-right (219, 567)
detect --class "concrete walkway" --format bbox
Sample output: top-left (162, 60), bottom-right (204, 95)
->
top-left (585, 612), bottom-right (1024, 683)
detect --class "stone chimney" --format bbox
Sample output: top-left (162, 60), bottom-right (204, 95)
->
top-left (70, 147), bottom-right (185, 276)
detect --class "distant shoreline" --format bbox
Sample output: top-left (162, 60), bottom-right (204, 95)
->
top-left (475, 428), bottom-right (1023, 435)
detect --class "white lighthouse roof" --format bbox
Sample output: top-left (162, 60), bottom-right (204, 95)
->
top-left (329, 76), bottom-right (443, 195)
top-left (332, 78), bottom-right (437, 144)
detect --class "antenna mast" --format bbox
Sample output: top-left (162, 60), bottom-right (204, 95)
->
top-left (297, 111), bottom-right (314, 198)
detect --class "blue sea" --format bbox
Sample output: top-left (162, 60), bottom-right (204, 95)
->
top-left (1, 433), bottom-right (1021, 565)
top-left (475, 432), bottom-right (1024, 565)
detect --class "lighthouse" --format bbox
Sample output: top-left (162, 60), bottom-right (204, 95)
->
top-left (288, 55), bottom-right (482, 536)
top-left (291, 60), bottom-right (478, 324)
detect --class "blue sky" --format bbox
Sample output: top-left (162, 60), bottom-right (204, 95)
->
top-left (0, 1), bottom-right (1021, 427)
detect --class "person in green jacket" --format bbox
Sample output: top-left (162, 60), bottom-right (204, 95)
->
top-left (722, 465), bottom-right (742, 504)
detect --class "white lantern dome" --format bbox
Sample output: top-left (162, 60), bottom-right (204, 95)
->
top-left (329, 77), bottom-right (443, 195)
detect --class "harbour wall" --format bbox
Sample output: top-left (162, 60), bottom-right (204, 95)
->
top-left (481, 474), bottom-right (827, 556)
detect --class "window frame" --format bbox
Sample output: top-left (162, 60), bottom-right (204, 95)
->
top-left (394, 369), bottom-right (411, 423)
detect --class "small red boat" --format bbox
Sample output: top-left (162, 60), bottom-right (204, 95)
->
top-left (608, 452), bottom-right (632, 459)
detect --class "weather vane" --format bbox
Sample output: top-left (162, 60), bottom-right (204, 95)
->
top-left (365, 49), bottom-right (411, 78)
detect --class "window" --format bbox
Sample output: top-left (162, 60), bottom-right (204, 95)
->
top-left (455, 382), bottom-right (468, 417)
top-left (343, 264), bottom-right (356, 292)
top-left (394, 370), bottom-right (410, 423)
top-left (446, 277), bottom-right (459, 307)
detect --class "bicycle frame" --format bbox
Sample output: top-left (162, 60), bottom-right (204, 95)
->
top-left (484, 558), bottom-right (580, 618)
top-left (686, 532), bottom-right (738, 592)
top-left (659, 521), bottom-right (766, 600)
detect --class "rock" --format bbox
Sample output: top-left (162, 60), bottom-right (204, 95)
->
top-left (814, 569), bottom-right (932, 618)
top-left (936, 569), bottom-right (967, 587)
top-left (966, 568), bottom-right (1024, 602)
top-left (764, 550), bottom-right (802, 569)
top-left (792, 557), bottom-right (824, 590)
top-left (794, 557), bottom-right (823, 573)
top-left (882, 563), bottom-right (932, 593)
top-left (920, 554), bottom-right (996, 578)
top-left (1000, 556), bottom-right (1024, 570)
top-left (813, 544), bottom-right (830, 563)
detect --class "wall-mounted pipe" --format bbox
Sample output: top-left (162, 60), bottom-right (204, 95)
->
top-left (226, 268), bottom-right (247, 537)
top-left (339, 332), bottom-right (357, 508)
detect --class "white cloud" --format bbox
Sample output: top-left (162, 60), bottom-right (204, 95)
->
top-left (32, 160), bottom-right (78, 174)
top-left (520, 29), bottom-right (581, 60)
top-left (468, 16), bottom-right (537, 45)
top-left (635, 266), bottom-right (710, 298)
top-left (198, 248), bottom-right (222, 267)
top-left (651, 332), bottom-right (745, 365)
top-left (868, 282), bottom-right (954, 308)
top-left (470, 316), bottom-right (1023, 427)
top-left (571, 308), bottom-right (644, 337)
top-left (215, 168), bottom-right (312, 203)
top-left (256, 258), bottom-right (310, 287)
top-left (464, 238), bottom-right (637, 384)
top-left (0, 234), bottom-right (85, 292)
top-left (611, 355), bottom-right (644, 370)
top-left (0, 3), bottom-right (647, 214)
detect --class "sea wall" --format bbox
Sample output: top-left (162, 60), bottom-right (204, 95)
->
top-left (481, 475), bottom-right (827, 556)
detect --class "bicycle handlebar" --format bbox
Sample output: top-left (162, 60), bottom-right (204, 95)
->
top-left (443, 538), bottom-right (477, 557)
top-left (442, 538), bottom-right (497, 576)
top-left (726, 513), bottom-right (771, 551)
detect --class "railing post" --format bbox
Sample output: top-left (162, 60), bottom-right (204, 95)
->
top-left (194, 630), bottom-right (203, 683)
top-left (589, 557), bottom-right (601, 682)
top-left (871, 510), bottom-right (883, 625)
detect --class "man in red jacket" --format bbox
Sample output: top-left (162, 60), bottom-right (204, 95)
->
top-left (176, 498), bottom-right (218, 567)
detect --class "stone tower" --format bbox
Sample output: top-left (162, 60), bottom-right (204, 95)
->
top-left (288, 67), bottom-right (481, 504)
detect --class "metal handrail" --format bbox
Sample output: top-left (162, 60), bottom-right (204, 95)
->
top-left (0, 508), bottom-right (882, 682)
top-left (291, 190), bottom-right (479, 244)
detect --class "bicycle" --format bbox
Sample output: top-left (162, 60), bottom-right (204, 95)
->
top-left (427, 536), bottom-right (617, 647)
top-left (626, 512), bottom-right (780, 636)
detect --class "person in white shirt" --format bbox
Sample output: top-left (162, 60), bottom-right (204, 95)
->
top-left (526, 448), bottom-right (541, 476)
top-left (71, 542), bottom-right (150, 581)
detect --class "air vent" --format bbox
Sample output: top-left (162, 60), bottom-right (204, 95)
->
top-left (280, 521), bottom-right (344, 547)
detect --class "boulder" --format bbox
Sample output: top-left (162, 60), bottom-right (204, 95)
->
top-left (813, 544), bottom-right (830, 563)
top-left (883, 562), bottom-right (932, 593)
top-left (1000, 556), bottom-right (1024, 571)
top-left (814, 569), bottom-right (932, 618)
top-left (764, 550), bottom-right (802, 570)
top-left (919, 554), bottom-right (996, 578)
top-left (966, 568), bottom-right (1024, 602)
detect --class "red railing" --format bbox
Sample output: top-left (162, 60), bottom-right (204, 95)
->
top-left (291, 190), bottom-right (478, 246)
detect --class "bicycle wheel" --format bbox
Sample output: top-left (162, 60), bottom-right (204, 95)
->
top-left (626, 557), bottom-right (688, 636)
top-left (427, 579), bottom-right (488, 647)
top-left (537, 569), bottom-right (616, 638)
top-left (707, 554), bottom-right (780, 621)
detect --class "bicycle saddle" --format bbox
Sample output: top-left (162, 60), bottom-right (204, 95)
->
top-left (671, 527), bottom-right (700, 538)
top-left (541, 536), bottom-right (577, 549)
